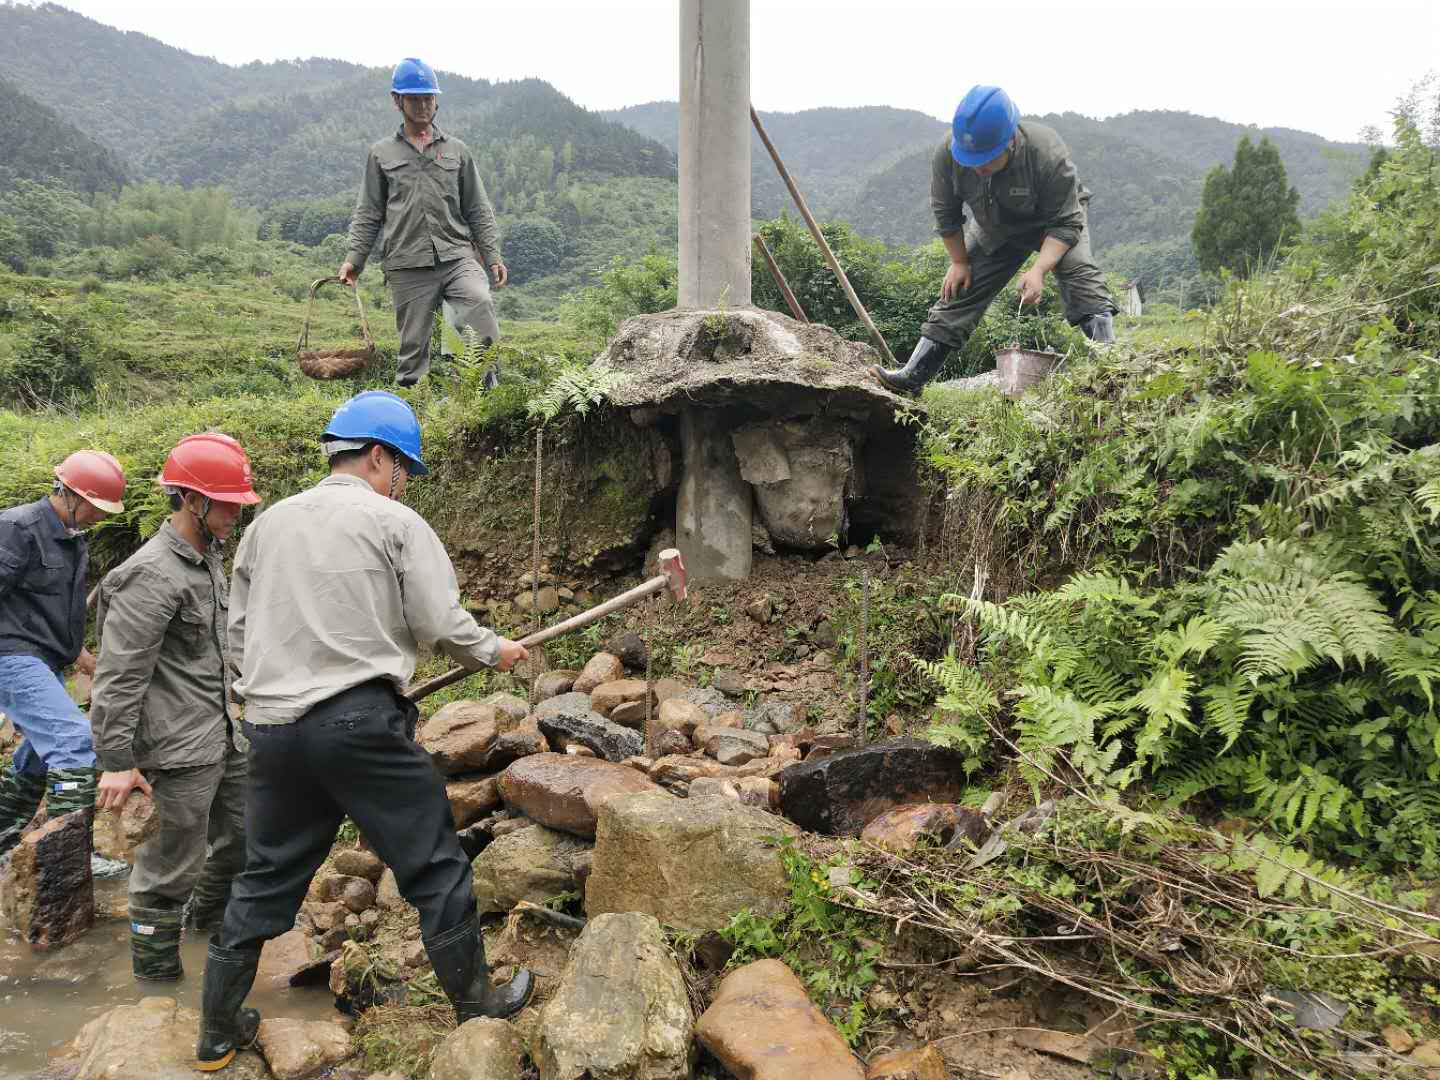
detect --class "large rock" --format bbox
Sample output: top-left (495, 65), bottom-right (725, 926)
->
top-left (332, 848), bottom-right (384, 881)
top-left (777, 739), bottom-right (969, 837)
top-left (572, 652), bottom-right (624, 694)
top-left (256, 1018), bottom-right (352, 1080)
top-left (500, 754), bottom-right (663, 838)
top-left (56, 997), bottom-right (269, 1079)
top-left (535, 912), bottom-right (693, 1080)
top-left (421, 702), bottom-right (533, 776)
top-left (430, 1018), bottom-right (524, 1080)
top-left (535, 669), bottom-right (580, 700)
top-left (859, 804), bottom-right (990, 855)
top-left (447, 775), bottom-right (502, 828)
top-left (481, 692), bottom-right (531, 723)
top-left (703, 727), bottom-right (770, 766)
top-left (257, 928), bottom-right (324, 988)
top-left (695, 960), bottom-right (864, 1080)
top-left (537, 707), bottom-right (643, 763)
top-left (472, 824), bottom-right (592, 914)
top-left (587, 793), bottom-right (796, 931)
top-left (590, 679), bottom-right (653, 718)
top-left (0, 808), bottom-right (93, 949)
top-left (656, 698), bottom-right (707, 737)
top-left (866, 1044), bottom-right (947, 1080)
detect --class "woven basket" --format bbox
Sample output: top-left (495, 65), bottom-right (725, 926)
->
top-left (296, 276), bottom-right (377, 379)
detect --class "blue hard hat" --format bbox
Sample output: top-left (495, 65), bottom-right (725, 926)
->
top-left (392, 58), bottom-right (441, 96)
top-left (322, 391), bottom-right (429, 476)
top-left (951, 85), bottom-right (1020, 167)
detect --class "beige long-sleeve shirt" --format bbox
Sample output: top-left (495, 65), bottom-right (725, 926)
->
top-left (229, 473), bottom-right (500, 724)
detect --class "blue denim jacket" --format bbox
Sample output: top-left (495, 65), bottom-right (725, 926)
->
top-left (0, 497), bottom-right (89, 672)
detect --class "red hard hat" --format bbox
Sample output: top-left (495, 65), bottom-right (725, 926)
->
top-left (160, 433), bottom-right (261, 505)
top-left (54, 450), bottom-right (126, 514)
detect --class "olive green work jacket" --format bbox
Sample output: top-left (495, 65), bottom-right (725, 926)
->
top-left (929, 120), bottom-right (1088, 255)
top-left (91, 520), bottom-right (234, 772)
top-left (346, 124), bottom-right (502, 275)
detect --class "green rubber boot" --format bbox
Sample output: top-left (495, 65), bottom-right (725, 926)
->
top-left (45, 767), bottom-right (97, 816)
top-left (0, 766), bottom-right (47, 859)
top-left (130, 904), bottom-right (185, 981)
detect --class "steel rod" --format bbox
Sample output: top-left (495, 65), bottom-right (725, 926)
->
top-left (752, 232), bottom-right (809, 323)
top-left (750, 105), bottom-right (897, 366)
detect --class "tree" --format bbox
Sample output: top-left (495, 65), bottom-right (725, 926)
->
top-left (503, 217), bottom-right (566, 284)
top-left (1191, 136), bottom-right (1301, 276)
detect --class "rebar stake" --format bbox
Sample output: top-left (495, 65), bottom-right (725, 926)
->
top-left (859, 563), bottom-right (870, 744)
top-left (644, 598), bottom-right (656, 760)
top-left (529, 426), bottom-right (542, 709)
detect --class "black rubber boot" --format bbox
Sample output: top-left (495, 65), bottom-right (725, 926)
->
top-left (868, 337), bottom-right (952, 395)
top-left (195, 940), bottom-right (261, 1071)
top-left (1080, 312), bottom-right (1116, 344)
top-left (424, 915), bottom-right (534, 1023)
top-left (130, 904), bottom-right (184, 981)
top-left (0, 766), bottom-right (47, 859)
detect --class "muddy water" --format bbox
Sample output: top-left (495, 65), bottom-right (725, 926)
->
top-left (0, 880), bottom-right (338, 1078)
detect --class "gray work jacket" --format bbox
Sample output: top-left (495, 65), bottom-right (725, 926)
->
top-left (229, 474), bottom-right (501, 725)
top-left (91, 521), bottom-right (233, 772)
top-left (346, 124), bottom-right (501, 274)
top-left (0, 497), bottom-right (88, 672)
top-left (929, 121), bottom-right (1087, 254)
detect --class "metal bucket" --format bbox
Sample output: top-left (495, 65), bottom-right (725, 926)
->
top-left (994, 347), bottom-right (1062, 399)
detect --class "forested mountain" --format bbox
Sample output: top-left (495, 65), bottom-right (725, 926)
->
top-left (0, 3), bottom-right (362, 168)
top-left (0, 75), bottom-right (128, 194)
top-left (604, 101), bottom-right (1368, 251)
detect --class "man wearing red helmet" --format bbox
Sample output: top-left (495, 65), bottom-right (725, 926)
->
top-left (90, 433), bottom-right (261, 981)
top-left (0, 450), bottom-right (126, 868)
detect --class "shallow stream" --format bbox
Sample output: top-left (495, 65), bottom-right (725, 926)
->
top-left (0, 880), bottom-right (337, 1078)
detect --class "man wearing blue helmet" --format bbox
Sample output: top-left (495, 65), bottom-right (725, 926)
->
top-left (341, 59), bottom-right (508, 388)
top-left (871, 85), bottom-right (1117, 394)
top-left (193, 391), bottom-right (532, 1071)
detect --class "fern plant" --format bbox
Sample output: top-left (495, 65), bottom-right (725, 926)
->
top-left (526, 357), bottom-right (628, 422)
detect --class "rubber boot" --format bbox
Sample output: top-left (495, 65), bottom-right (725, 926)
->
top-left (45, 768), bottom-right (128, 878)
top-left (182, 891), bottom-right (228, 934)
top-left (868, 337), bottom-right (952, 395)
top-left (1080, 312), bottom-right (1116, 344)
top-left (424, 915), bottom-right (534, 1023)
top-left (130, 904), bottom-right (184, 981)
top-left (195, 940), bottom-right (261, 1071)
top-left (0, 765), bottom-right (47, 860)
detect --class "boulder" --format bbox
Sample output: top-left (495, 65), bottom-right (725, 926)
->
top-left (586, 793), bottom-right (796, 931)
top-left (747, 700), bottom-right (806, 736)
top-left (56, 997), bottom-right (268, 1079)
top-left (515, 586), bottom-right (560, 615)
top-left (653, 678), bottom-right (689, 704)
top-left (339, 877), bottom-right (377, 914)
top-left (375, 868), bottom-right (404, 909)
top-left (537, 707), bottom-right (643, 763)
top-left (681, 686), bottom-right (730, 717)
top-left (535, 912), bottom-right (693, 1080)
top-left (332, 848), bottom-right (384, 882)
top-left (572, 653), bottom-right (624, 694)
top-left (472, 824), bottom-right (592, 914)
top-left (656, 698), bottom-right (707, 737)
top-left (256, 1018), bottom-right (352, 1080)
top-left (534, 670), bottom-right (580, 700)
top-left (655, 729), bottom-right (692, 757)
top-left (608, 700), bottom-right (650, 729)
top-left (120, 789), bottom-right (160, 846)
top-left (866, 1044), bottom-right (947, 1080)
top-left (777, 739), bottom-right (970, 836)
top-left (500, 754), bottom-right (664, 838)
top-left (0, 808), bottom-right (94, 949)
top-left (430, 1018), bottom-right (524, 1080)
top-left (860, 804), bottom-right (990, 855)
top-left (446, 776), bottom-right (502, 828)
top-left (421, 702), bottom-right (518, 776)
top-left (481, 692), bottom-right (531, 724)
top-left (687, 777), bottom-right (740, 802)
top-left (604, 631), bottom-right (649, 670)
top-left (494, 717), bottom-right (548, 762)
top-left (703, 728), bottom-right (770, 766)
top-left (695, 960), bottom-right (864, 1080)
top-left (590, 679), bottom-right (653, 718)
top-left (257, 928), bottom-right (323, 989)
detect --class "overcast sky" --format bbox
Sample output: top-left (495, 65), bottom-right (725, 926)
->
top-left (39, 0), bottom-right (1440, 143)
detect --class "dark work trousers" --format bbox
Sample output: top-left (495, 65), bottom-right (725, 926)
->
top-left (218, 680), bottom-right (474, 951)
top-left (919, 223), bottom-right (1116, 350)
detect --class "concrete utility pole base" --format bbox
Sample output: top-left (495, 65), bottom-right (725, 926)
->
top-left (676, 409), bottom-right (753, 582)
